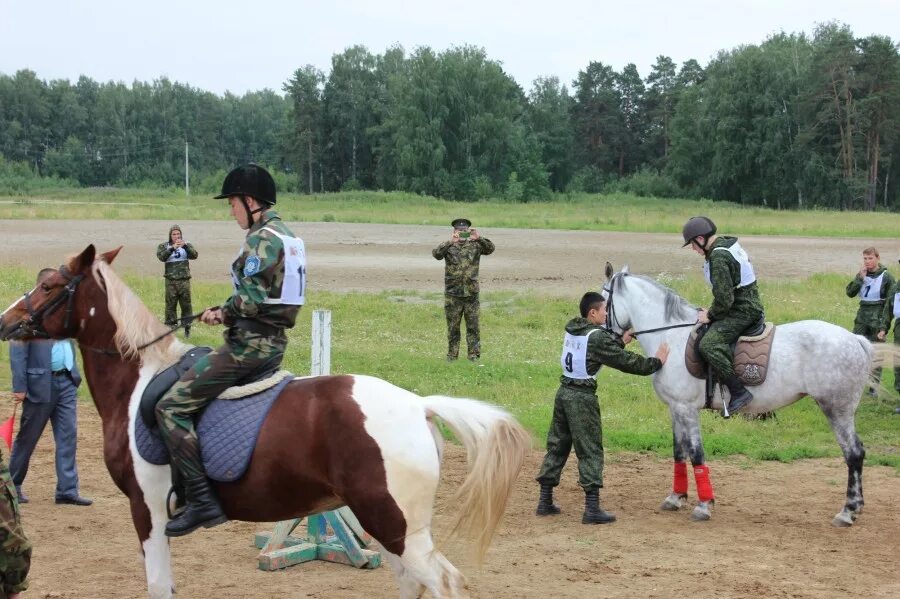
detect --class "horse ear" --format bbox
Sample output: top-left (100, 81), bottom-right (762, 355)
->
top-left (72, 245), bottom-right (96, 273)
top-left (101, 246), bottom-right (123, 264)
top-left (605, 262), bottom-right (614, 279)
top-left (622, 264), bottom-right (630, 274)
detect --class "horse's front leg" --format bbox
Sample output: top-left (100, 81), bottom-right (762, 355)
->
top-left (660, 416), bottom-right (689, 512)
top-left (124, 463), bottom-right (176, 598)
top-left (665, 410), bottom-right (715, 521)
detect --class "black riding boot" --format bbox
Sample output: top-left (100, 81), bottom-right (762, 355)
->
top-left (582, 489), bottom-right (616, 524)
top-left (165, 475), bottom-right (228, 537)
top-left (535, 484), bottom-right (561, 516)
top-left (184, 325), bottom-right (191, 339)
top-left (724, 375), bottom-right (753, 414)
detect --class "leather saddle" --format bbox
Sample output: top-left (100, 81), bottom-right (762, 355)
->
top-left (685, 316), bottom-right (776, 387)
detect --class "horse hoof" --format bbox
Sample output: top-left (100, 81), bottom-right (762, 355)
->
top-left (832, 510), bottom-right (855, 527)
top-left (660, 493), bottom-right (686, 511)
top-left (690, 502), bottom-right (712, 521)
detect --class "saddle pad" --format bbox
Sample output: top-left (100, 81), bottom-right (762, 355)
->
top-left (134, 376), bottom-right (294, 481)
top-left (684, 322), bottom-right (776, 386)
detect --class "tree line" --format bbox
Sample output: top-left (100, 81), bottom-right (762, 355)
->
top-left (1, 22), bottom-right (897, 209)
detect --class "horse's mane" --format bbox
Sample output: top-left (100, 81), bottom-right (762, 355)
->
top-left (92, 260), bottom-right (183, 367)
top-left (612, 272), bottom-right (697, 323)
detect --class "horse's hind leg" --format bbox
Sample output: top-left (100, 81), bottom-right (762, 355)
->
top-left (820, 403), bottom-right (865, 527)
top-left (394, 528), bottom-right (468, 598)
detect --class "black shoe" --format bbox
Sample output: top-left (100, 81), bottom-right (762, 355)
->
top-left (184, 326), bottom-right (191, 339)
top-left (16, 488), bottom-right (28, 504)
top-left (724, 375), bottom-right (753, 414)
top-left (446, 355), bottom-right (458, 362)
top-left (894, 406), bottom-right (900, 415)
top-left (56, 495), bottom-right (92, 506)
top-left (535, 484), bottom-right (561, 516)
top-left (582, 489), bottom-right (616, 524)
top-left (165, 476), bottom-right (227, 537)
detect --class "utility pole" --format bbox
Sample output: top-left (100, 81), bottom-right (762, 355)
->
top-left (184, 141), bottom-right (190, 196)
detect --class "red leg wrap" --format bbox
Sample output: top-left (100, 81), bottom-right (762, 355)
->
top-left (673, 461), bottom-right (688, 495)
top-left (694, 464), bottom-right (715, 502)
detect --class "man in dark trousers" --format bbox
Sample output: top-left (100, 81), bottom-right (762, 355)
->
top-left (432, 218), bottom-right (495, 361)
top-left (8, 268), bottom-right (91, 506)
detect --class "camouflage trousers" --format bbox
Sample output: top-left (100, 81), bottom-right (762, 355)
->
top-left (699, 312), bottom-right (762, 381)
top-left (854, 304), bottom-right (886, 385)
top-left (155, 328), bottom-right (287, 480)
top-left (535, 385), bottom-right (604, 492)
top-left (444, 294), bottom-right (480, 360)
top-left (164, 279), bottom-right (192, 329)
top-left (0, 461), bottom-right (30, 596)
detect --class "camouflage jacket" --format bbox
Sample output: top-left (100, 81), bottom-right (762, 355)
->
top-left (222, 209), bottom-right (302, 331)
top-left (432, 237), bottom-right (495, 297)
top-left (846, 264), bottom-right (895, 306)
top-left (881, 277), bottom-right (900, 333)
top-left (156, 242), bottom-right (198, 280)
top-left (560, 317), bottom-right (662, 391)
top-left (0, 450), bottom-right (30, 596)
top-left (705, 236), bottom-right (764, 322)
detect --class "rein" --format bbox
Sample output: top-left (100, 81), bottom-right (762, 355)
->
top-left (605, 273), bottom-right (698, 338)
top-left (79, 310), bottom-right (210, 356)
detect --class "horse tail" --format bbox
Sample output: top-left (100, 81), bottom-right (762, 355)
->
top-left (421, 396), bottom-right (531, 563)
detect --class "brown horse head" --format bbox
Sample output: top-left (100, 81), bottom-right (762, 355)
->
top-left (0, 244), bottom-right (122, 347)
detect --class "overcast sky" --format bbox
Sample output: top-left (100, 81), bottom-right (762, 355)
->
top-left (1, 0), bottom-right (897, 96)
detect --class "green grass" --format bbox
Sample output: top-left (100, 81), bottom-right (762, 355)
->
top-left (2, 188), bottom-right (899, 238)
top-left (0, 266), bottom-right (897, 470)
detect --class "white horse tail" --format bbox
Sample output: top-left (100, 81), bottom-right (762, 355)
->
top-left (422, 396), bottom-right (531, 563)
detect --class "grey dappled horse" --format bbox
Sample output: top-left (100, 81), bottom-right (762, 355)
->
top-left (603, 263), bottom-right (885, 527)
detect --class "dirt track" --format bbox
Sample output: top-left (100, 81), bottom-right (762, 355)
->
top-left (17, 407), bottom-right (900, 598)
top-left (1, 220), bottom-right (895, 295)
top-left (3, 219), bottom-right (899, 598)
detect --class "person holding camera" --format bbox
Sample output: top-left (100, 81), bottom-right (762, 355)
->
top-left (535, 291), bottom-right (669, 524)
top-left (157, 225), bottom-right (198, 337)
top-left (432, 218), bottom-right (494, 361)
top-left (847, 246), bottom-right (894, 396)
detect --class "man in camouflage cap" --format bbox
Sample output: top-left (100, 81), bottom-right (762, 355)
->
top-left (156, 164), bottom-right (306, 537)
top-left (0, 446), bottom-right (30, 598)
top-left (683, 216), bottom-right (765, 414)
top-left (847, 247), bottom-right (895, 397)
top-left (432, 218), bottom-right (495, 361)
top-left (156, 225), bottom-right (198, 337)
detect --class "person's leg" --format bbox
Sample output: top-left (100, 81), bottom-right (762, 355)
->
top-left (535, 387), bottom-right (572, 515)
top-left (699, 314), bottom-right (758, 413)
top-left (463, 295), bottom-right (481, 360)
top-left (444, 296), bottom-right (463, 360)
top-left (567, 390), bottom-right (615, 523)
top-left (164, 280), bottom-right (177, 326)
top-left (9, 399), bottom-right (54, 495)
top-left (48, 375), bottom-right (82, 501)
top-left (178, 280), bottom-right (193, 337)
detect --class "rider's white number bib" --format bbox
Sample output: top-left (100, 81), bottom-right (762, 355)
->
top-left (860, 272), bottom-right (885, 303)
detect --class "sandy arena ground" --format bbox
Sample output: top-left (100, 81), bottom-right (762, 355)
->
top-left (1, 220), bottom-right (898, 598)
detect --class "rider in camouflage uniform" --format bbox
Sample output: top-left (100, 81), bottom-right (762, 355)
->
top-left (156, 164), bottom-right (305, 537)
top-left (877, 257), bottom-right (900, 411)
top-left (156, 224), bottom-right (198, 337)
top-left (536, 292), bottom-right (668, 524)
top-left (847, 247), bottom-right (895, 396)
top-left (683, 216), bottom-right (764, 414)
top-left (0, 447), bottom-right (30, 598)
top-left (432, 218), bottom-right (495, 360)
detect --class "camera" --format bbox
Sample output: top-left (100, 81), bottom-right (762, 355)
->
top-left (457, 231), bottom-right (471, 239)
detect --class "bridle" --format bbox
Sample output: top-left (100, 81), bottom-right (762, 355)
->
top-left (19, 265), bottom-right (84, 339)
top-left (13, 263), bottom-right (201, 355)
top-left (604, 273), bottom-right (697, 338)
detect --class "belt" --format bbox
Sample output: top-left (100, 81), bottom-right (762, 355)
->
top-left (52, 369), bottom-right (70, 377)
top-left (232, 319), bottom-right (281, 337)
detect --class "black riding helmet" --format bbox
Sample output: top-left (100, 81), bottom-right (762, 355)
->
top-left (681, 216), bottom-right (717, 249)
top-left (214, 163), bottom-right (276, 226)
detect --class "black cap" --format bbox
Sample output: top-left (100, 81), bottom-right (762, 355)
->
top-left (214, 163), bottom-right (277, 205)
top-left (451, 218), bottom-right (472, 228)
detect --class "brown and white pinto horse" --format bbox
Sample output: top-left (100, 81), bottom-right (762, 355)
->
top-left (0, 245), bottom-right (530, 599)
